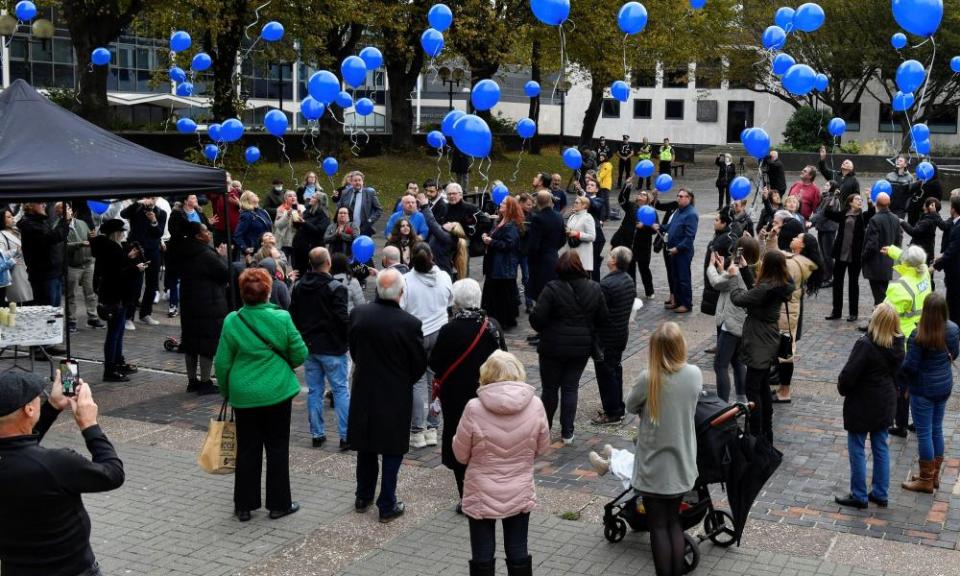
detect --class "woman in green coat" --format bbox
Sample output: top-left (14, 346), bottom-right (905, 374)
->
top-left (215, 267), bottom-right (308, 522)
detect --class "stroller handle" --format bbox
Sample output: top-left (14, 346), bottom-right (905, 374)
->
top-left (710, 402), bottom-right (754, 427)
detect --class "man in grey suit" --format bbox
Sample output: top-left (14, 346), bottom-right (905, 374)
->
top-left (336, 171), bottom-right (384, 236)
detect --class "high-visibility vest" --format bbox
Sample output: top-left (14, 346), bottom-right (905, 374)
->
top-left (887, 273), bottom-right (930, 340)
top-left (659, 146), bottom-right (673, 162)
top-left (637, 145), bottom-right (652, 160)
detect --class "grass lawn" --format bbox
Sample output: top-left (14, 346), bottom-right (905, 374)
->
top-left (238, 146), bottom-right (570, 209)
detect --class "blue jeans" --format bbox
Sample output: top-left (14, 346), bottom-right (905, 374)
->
top-left (356, 452), bottom-right (403, 515)
top-left (847, 429), bottom-right (889, 503)
top-left (47, 276), bottom-right (62, 308)
top-left (102, 304), bottom-right (126, 372)
top-left (670, 250), bottom-right (693, 308)
top-left (411, 331), bottom-right (440, 433)
top-left (714, 327), bottom-right (746, 402)
top-left (520, 256), bottom-right (533, 307)
top-left (911, 394), bottom-right (949, 461)
top-left (304, 354), bottom-right (350, 439)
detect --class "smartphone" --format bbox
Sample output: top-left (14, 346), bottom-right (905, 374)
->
top-left (765, 221), bottom-right (774, 233)
top-left (735, 247), bottom-right (744, 263)
top-left (60, 359), bottom-right (78, 397)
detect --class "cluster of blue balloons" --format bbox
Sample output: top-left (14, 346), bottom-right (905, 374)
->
top-left (439, 109), bottom-right (492, 158)
top-left (911, 123), bottom-right (931, 156)
top-left (303, 47), bottom-right (383, 121)
top-left (762, 4), bottom-right (828, 96)
top-left (421, 4), bottom-right (452, 59)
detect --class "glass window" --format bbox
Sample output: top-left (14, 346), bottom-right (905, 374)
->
top-left (878, 104), bottom-right (902, 133)
top-left (10, 38), bottom-right (27, 60)
top-left (53, 64), bottom-right (74, 88)
top-left (665, 99), bottom-right (684, 120)
top-left (632, 66), bottom-right (657, 88)
top-left (602, 98), bottom-right (621, 118)
top-left (10, 61), bottom-right (29, 82)
top-left (53, 39), bottom-right (73, 64)
top-left (928, 105), bottom-right (958, 134)
top-left (136, 47), bottom-right (152, 70)
top-left (32, 64), bottom-right (53, 88)
top-left (32, 41), bottom-right (52, 63)
top-left (117, 45), bottom-right (134, 69)
top-left (117, 68), bottom-right (134, 92)
top-left (664, 66), bottom-right (689, 88)
top-left (838, 103), bottom-right (861, 132)
top-left (633, 99), bottom-right (652, 119)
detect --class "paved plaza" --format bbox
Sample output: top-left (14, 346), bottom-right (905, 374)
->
top-left (5, 163), bottom-right (960, 576)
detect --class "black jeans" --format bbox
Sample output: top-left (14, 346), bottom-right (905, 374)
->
top-left (356, 452), bottom-right (403, 515)
top-left (617, 160), bottom-right (632, 188)
top-left (128, 248), bottom-right (161, 319)
top-left (894, 372), bottom-right (910, 429)
top-left (595, 347), bottom-right (626, 418)
top-left (868, 279), bottom-right (888, 307)
top-left (818, 231), bottom-right (836, 282)
top-left (628, 245), bottom-right (655, 297)
top-left (234, 398), bottom-right (293, 512)
top-left (745, 366), bottom-right (773, 444)
top-left (717, 185), bottom-right (730, 209)
top-left (777, 362), bottom-right (795, 388)
top-left (831, 260), bottom-right (861, 317)
top-left (539, 354), bottom-right (590, 438)
top-left (468, 512), bottom-right (530, 563)
top-left (452, 462), bottom-right (467, 498)
top-left (714, 328), bottom-right (745, 402)
top-left (592, 237), bottom-right (604, 281)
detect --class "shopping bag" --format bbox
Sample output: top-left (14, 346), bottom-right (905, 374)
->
top-left (197, 399), bottom-right (236, 474)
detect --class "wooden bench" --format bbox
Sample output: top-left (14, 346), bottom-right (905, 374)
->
top-left (671, 163), bottom-right (686, 178)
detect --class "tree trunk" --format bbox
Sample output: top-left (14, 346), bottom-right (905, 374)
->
top-left (579, 79), bottom-right (604, 147)
top-left (385, 57), bottom-right (422, 149)
top-left (528, 39), bottom-right (542, 154)
top-left (210, 5), bottom-right (244, 120)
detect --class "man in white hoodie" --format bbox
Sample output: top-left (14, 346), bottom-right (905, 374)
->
top-left (403, 244), bottom-right (454, 448)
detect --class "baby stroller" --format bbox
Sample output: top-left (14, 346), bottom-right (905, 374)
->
top-left (601, 394), bottom-right (750, 574)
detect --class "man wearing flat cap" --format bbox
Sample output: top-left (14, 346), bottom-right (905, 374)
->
top-left (0, 371), bottom-right (124, 576)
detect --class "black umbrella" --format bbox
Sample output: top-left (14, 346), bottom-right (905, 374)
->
top-left (724, 429), bottom-right (783, 545)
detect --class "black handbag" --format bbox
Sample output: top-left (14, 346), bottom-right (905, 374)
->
top-left (567, 236), bottom-right (582, 249)
top-left (653, 231), bottom-right (665, 253)
top-left (778, 301), bottom-right (794, 360)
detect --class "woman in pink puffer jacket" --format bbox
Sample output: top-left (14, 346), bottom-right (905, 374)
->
top-left (453, 350), bottom-right (550, 576)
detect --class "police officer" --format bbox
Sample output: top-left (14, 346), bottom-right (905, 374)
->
top-left (616, 135), bottom-right (634, 190)
top-left (0, 371), bottom-right (124, 576)
top-left (659, 138), bottom-right (674, 177)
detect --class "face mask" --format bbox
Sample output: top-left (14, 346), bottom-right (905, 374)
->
top-left (274, 186), bottom-right (283, 192)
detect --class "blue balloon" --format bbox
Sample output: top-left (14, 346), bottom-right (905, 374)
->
top-left (814, 73), bottom-right (829, 92)
top-left (828, 117), bottom-right (846, 137)
top-left (952, 56), bottom-right (960, 73)
top-left (359, 47), bottom-right (383, 70)
top-left (208, 123), bottom-right (222, 143)
top-left (516, 118), bottom-right (536, 139)
top-left (618, 2), bottom-right (648, 35)
top-left (335, 91), bottom-right (353, 109)
top-left (655, 174), bottom-right (673, 193)
top-left (352, 236), bottom-right (375, 264)
top-left (912, 123), bottom-right (931, 142)
top-left (772, 53), bottom-right (795, 76)
top-left (91, 48), bottom-right (111, 66)
top-left (893, 91), bottom-right (915, 112)
top-left (176, 118), bottom-right (197, 134)
top-left (300, 96), bottom-right (326, 120)
top-left (203, 144), bottom-right (219, 162)
top-left (14, 1), bottom-right (36, 21)
top-left (914, 139), bottom-right (931, 155)
top-left (245, 146), bottom-right (261, 164)
top-left (428, 3), bottom-right (454, 32)
top-left (169, 66), bottom-right (186, 83)
top-left (530, 0), bottom-right (570, 26)
top-left (322, 157), bottom-right (339, 176)
top-left (308, 71), bottom-right (341, 104)
top-left (775, 7), bottom-right (795, 32)
top-left (492, 184), bottom-right (510, 206)
top-left (634, 159), bottom-right (655, 178)
top-left (524, 81), bottom-right (541, 98)
top-left (264, 109), bottom-right (288, 137)
top-left (471, 79), bottom-right (501, 112)
top-left (871, 180), bottom-right (892, 203)
top-left (792, 3), bottom-right (825, 33)
top-left (421, 28), bottom-right (444, 58)
top-left (220, 118), bottom-right (244, 143)
top-left (562, 148), bottom-right (582, 170)
top-left (610, 80), bottom-right (630, 103)
top-left (896, 60), bottom-right (925, 93)
top-left (441, 109), bottom-right (465, 137)
top-left (341, 56), bottom-right (368, 89)
top-left (782, 63), bottom-right (816, 95)
top-left (355, 98), bottom-right (374, 116)
top-left (175, 82), bottom-right (194, 97)
top-left (261, 21), bottom-right (284, 42)
top-left (690, 0), bottom-right (707, 8)
top-left (427, 130), bottom-right (446, 149)
top-left (892, 0), bottom-right (943, 38)
top-left (891, 33), bottom-right (907, 50)
top-left (763, 26), bottom-right (787, 50)
top-left (742, 127), bottom-right (771, 159)
top-left (637, 205), bottom-right (656, 226)
top-left (917, 161), bottom-right (935, 181)
top-left (191, 52), bottom-right (212, 72)
top-left (170, 31), bottom-right (191, 52)
top-left (452, 114), bottom-right (492, 157)
top-left (87, 200), bottom-right (110, 215)
top-left (730, 176), bottom-right (752, 201)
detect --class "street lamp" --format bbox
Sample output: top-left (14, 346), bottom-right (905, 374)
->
top-left (438, 65), bottom-right (466, 111)
top-left (0, 17), bottom-right (55, 87)
top-left (557, 78), bottom-right (571, 147)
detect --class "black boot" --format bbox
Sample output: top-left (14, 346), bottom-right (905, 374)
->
top-left (469, 559), bottom-right (496, 576)
top-left (186, 379), bottom-right (200, 393)
top-left (506, 555), bottom-right (533, 576)
top-left (196, 380), bottom-right (219, 396)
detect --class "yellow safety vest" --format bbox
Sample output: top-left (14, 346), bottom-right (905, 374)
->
top-left (638, 145), bottom-right (652, 160)
top-left (659, 146), bottom-right (673, 162)
top-left (884, 246), bottom-right (931, 339)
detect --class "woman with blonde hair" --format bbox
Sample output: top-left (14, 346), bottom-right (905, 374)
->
top-left (418, 193), bottom-right (469, 281)
top-left (834, 303), bottom-right (904, 509)
top-left (565, 195), bottom-right (597, 271)
top-left (453, 350), bottom-right (549, 576)
top-left (234, 190), bottom-right (273, 254)
top-left (624, 322), bottom-right (701, 576)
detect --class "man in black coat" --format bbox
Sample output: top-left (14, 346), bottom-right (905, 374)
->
top-left (289, 247), bottom-right (351, 451)
top-left (934, 194), bottom-right (960, 326)
top-left (526, 191), bottom-right (566, 304)
top-left (120, 198), bottom-right (168, 325)
top-left (16, 202), bottom-right (68, 306)
top-left (763, 150), bottom-right (787, 195)
top-left (424, 179), bottom-right (447, 224)
top-left (0, 372), bottom-right (124, 576)
top-left (592, 247), bottom-right (636, 425)
top-left (347, 268), bottom-right (427, 523)
top-left (901, 198), bottom-right (943, 289)
top-left (861, 193), bottom-right (902, 309)
top-left (817, 147), bottom-right (860, 204)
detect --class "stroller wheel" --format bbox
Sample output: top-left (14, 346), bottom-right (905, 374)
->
top-left (163, 337), bottom-right (178, 352)
top-left (603, 518), bottom-right (627, 543)
top-left (682, 533), bottom-right (700, 574)
top-left (704, 509), bottom-right (737, 547)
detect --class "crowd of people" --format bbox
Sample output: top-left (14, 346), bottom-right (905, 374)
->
top-left (0, 140), bottom-right (957, 576)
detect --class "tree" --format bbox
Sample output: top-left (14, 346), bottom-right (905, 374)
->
top-left (57, 0), bottom-right (150, 126)
top-left (374, 0), bottom-right (428, 149)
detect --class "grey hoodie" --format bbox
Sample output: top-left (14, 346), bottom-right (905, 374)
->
top-left (402, 265), bottom-right (453, 336)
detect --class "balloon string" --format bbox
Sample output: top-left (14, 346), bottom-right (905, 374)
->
top-left (243, 0), bottom-right (272, 40)
top-left (435, 147), bottom-right (444, 189)
top-left (914, 35), bottom-right (937, 123)
top-left (239, 37), bottom-right (261, 64)
top-left (478, 157), bottom-right (491, 194)
top-left (511, 138), bottom-right (527, 183)
top-left (278, 137), bottom-right (296, 187)
top-left (551, 23), bottom-right (567, 103)
top-left (446, 144), bottom-right (454, 182)
top-left (622, 33), bottom-right (629, 79)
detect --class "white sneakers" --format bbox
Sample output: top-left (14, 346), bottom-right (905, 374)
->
top-left (424, 428), bottom-right (438, 446)
top-left (140, 316), bottom-right (160, 326)
top-left (124, 320), bottom-right (136, 331)
top-left (562, 435), bottom-right (575, 446)
top-left (410, 431), bottom-right (427, 449)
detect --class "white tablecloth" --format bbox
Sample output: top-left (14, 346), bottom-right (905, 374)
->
top-left (0, 306), bottom-right (64, 348)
